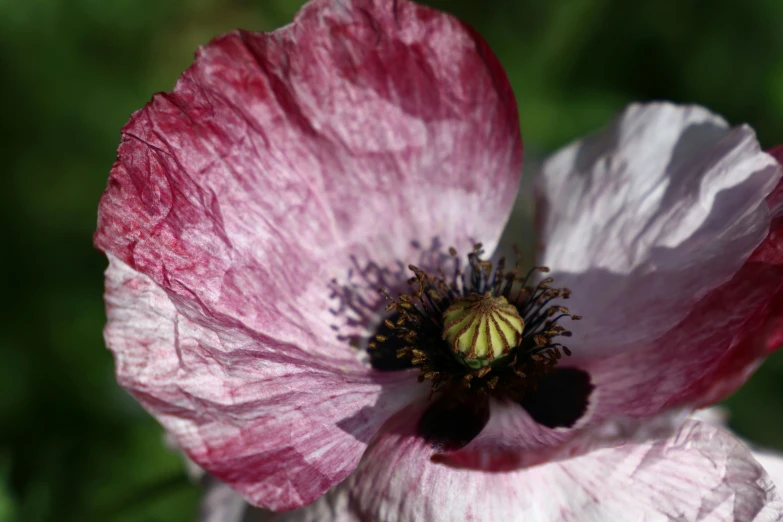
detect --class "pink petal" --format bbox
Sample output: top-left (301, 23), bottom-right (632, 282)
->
top-left (431, 394), bottom-right (688, 473)
top-left (583, 145), bottom-right (783, 418)
top-left (537, 102), bottom-right (780, 360)
top-left (96, 0), bottom-right (522, 510)
top-left (339, 409), bottom-right (781, 522)
top-left (431, 399), bottom-right (575, 471)
top-left (95, 0), bottom-right (522, 364)
top-left (105, 257), bottom-right (424, 510)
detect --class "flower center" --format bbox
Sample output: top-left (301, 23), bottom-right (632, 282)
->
top-left (370, 244), bottom-right (581, 402)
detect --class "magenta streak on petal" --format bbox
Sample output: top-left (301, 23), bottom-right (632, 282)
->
top-left (105, 256), bottom-right (426, 510)
top-left (431, 399), bottom-right (573, 471)
top-left (335, 407), bottom-right (781, 522)
top-left (95, 0), bottom-right (522, 510)
top-left (583, 145), bottom-right (783, 421)
top-left (536, 103), bottom-right (780, 362)
top-left (96, 0), bottom-right (522, 370)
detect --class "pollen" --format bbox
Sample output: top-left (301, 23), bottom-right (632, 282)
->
top-left (442, 294), bottom-right (524, 363)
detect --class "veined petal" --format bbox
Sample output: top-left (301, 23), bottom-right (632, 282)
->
top-left (337, 410), bottom-right (781, 522)
top-left (530, 104), bottom-right (783, 448)
top-left (537, 102), bottom-right (780, 360)
top-left (96, 0), bottom-right (521, 510)
top-left (95, 0), bottom-right (522, 367)
top-left (104, 257), bottom-right (423, 510)
top-left (582, 144), bottom-right (783, 419)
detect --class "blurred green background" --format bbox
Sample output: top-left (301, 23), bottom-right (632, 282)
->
top-left (2, 0), bottom-right (783, 520)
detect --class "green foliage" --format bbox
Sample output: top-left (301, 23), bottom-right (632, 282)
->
top-left (2, 0), bottom-right (782, 520)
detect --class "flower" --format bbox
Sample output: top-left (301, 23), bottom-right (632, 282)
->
top-left (95, 0), bottom-right (783, 520)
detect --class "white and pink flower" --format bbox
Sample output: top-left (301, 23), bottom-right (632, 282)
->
top-left (95, 0), bottom-right (783, 520)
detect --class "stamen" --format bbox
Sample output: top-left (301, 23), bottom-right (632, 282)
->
top-left (371, 246), bottom-right (580, 400)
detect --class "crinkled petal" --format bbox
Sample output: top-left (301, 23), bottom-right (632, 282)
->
top-left (692, 408), bottom-right (783, 491)
top-left (692, 406), bottom-right (783, 489)
top-left (95, 0), bottom-right (522, 366)
top-left (537, 102), bottom-right (780, 360)
top-left (337, 409), bottom-right (782, 522)
top-left (97, 0), bottom-right (521, 510)
top-left (104, 257), bottom-right (424, 510)
top-left (582, 144), bottom-right (783, 419)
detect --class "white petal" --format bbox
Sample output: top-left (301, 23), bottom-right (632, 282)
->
top-left (337, 412), bottom-right (782, 521)
top-left (753, 450), bottom-right (783, 490)
top-left (537, 102), bottom-right (780, 359)
top-left (198, 477), bottom-right (248, 522)
top-left (104, 256), bottom-right (424, 510)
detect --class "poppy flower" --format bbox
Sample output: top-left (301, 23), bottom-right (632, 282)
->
top-left (95, 0), bottom-right (783, 519)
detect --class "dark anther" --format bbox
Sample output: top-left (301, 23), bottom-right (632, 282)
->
top-left (368, 312), bottom-right (415, 372)
top-left (369, 245), bottom-right (585, 432)
top-left (519, 368), bottom-right (594, 429)
top-left (417, 396), bottom-right (490, 451)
